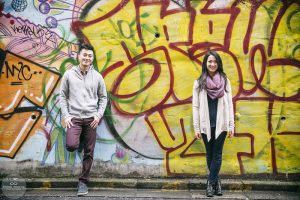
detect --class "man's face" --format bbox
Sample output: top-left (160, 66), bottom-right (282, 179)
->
top-left (78, 49), bottom-right (94, 67)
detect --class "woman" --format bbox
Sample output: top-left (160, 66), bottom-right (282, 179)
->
top-left (192, 50), bottom-right (234, 197)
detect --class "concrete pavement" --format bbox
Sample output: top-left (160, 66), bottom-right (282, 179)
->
top-left (22, 178), bottom-right (300, 191)
top-left (1, 188), bottom-right (300, 200)
top-left (1, 178), bottom-right (300, 199)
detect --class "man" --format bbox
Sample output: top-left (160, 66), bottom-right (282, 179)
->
top-left (60, 43), bottom-right (107, 196)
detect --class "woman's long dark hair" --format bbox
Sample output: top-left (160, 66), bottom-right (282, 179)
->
top-left (197, 50), bottom-right (228, 92)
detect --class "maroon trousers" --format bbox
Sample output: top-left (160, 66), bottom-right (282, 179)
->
top-left (66, 117), bottom-right (96, 183)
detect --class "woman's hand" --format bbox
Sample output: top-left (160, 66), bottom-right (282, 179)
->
top-left (228, 130), bottom-right (234, 138)
top-left (195, 132), bottom-right (202, 140)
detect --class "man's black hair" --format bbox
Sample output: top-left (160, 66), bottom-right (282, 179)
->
top-left (78, 43), bottom-right (94, 54)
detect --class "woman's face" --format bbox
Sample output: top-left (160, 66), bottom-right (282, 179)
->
top-left (206, 55), bottom-right (218, 76)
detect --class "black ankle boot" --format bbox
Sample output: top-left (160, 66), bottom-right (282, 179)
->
top-left (206, 180), bottom-right (214, 197)
top-left (214, 179), bottom-right (223, 196)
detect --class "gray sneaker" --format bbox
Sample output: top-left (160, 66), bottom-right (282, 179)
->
top-left (77, 181), bottom-right (88, 196)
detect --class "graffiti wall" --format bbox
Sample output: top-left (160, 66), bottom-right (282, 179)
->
top-left (0, 0), bottom-right (299, 178)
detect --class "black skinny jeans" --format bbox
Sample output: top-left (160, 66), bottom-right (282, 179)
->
top-left (202, 127), bottom-right (227, 183)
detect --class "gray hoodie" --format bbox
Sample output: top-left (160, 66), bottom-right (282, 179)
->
top-left (60, 65), bottom-right (107, 120)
